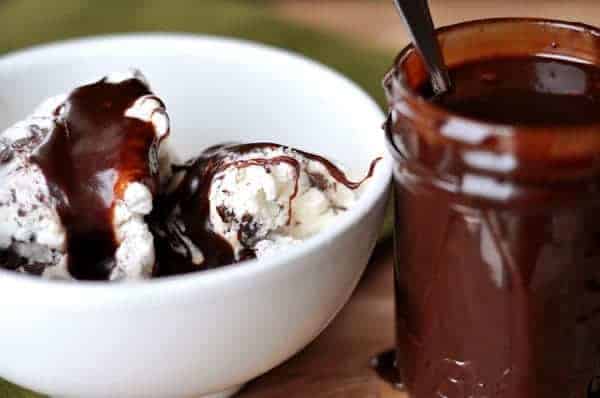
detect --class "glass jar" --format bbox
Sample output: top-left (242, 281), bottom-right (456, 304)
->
top-left (384, 18), bottom-right (600, 398)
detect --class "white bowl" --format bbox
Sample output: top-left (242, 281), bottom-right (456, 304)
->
top-left (0, 34), bottom-right (391, 398)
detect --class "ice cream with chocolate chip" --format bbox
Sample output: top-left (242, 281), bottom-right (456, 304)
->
top-left (0, 72), bottom-right (378, 281)
top-left (152, 143), bottom-right (379, 276)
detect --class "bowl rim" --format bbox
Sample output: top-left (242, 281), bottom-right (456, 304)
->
top-left (0, 33), bottom-right (392, 300)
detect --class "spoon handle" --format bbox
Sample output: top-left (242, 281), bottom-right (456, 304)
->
top-left (392, 0), bottom-right (451, 94)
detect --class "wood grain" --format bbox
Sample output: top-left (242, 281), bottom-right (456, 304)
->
top-left (239, 240), bottom-right (406, 398)
top-left (276, 0), bottom-right (600, 52)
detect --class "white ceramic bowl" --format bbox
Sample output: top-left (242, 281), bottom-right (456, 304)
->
top-left (0, 34), bottom-right (391, 398)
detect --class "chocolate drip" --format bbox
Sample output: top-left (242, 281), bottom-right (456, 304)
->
top-left (233, 143), bottom-right (381, 189)
top-left (371, 350), bottom-right (405, 390)
top-left (32, 78), bottom-right (162, 280)
top-left (153, 143), bottom-right (380, 277)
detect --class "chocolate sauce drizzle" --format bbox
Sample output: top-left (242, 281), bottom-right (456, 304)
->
top-left (152, 143), bottom-right (381, 277)
top-left (32, 77), bottom-right (163, 280)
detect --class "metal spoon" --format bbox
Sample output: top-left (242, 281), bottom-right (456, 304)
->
top-left (392, 0), bottom-right (452, 94)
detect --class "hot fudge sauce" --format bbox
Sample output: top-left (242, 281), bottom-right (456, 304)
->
top-left (385, 19), bottom-right (600, 398)
top-left (32, 78), bottom-right (165, 280)
top-left (429, 56), bottom-right (600, 125)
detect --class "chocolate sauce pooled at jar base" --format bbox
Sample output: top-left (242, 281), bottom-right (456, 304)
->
top-left (32, 78), bottom-right (161, 280)
top-left (371, 349), bottom-right (405, 391)
top-left (152, 143), bottom-right (379, 277)
top-left (428, 56), bottom-right (600, 125)
top-left (388, 55), bottom-right (600, 398)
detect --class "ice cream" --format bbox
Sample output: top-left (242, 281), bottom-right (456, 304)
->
top-left (0, 70), bottom-right (170, 280)
top-left (152, 143), bottom-right (380, 276)
top-left (0, 72), bottom-right (378, 281)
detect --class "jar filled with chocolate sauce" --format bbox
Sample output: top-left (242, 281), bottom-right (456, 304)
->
top-left (384, 19), bottom-right (600, 398)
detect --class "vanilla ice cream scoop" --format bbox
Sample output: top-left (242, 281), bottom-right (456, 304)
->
top-left (0, 70), bottom-right (170, 280)
top-left (152, 143), bottom-right (380, 276)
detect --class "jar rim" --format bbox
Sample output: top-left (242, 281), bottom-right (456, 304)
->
top-left (384, 18), bottom-right (600, 177)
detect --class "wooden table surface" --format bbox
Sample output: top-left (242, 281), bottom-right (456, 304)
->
top-left (239, 240), bottom-right (404, 398)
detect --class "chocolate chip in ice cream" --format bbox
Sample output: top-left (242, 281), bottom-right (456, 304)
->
top-left (0, 250), bottom-right (26, 271)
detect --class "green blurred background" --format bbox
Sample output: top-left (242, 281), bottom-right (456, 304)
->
top-left (0, 1), bottom-right (394, 396)
top-left (0, 0), bottom-right (394, 105)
